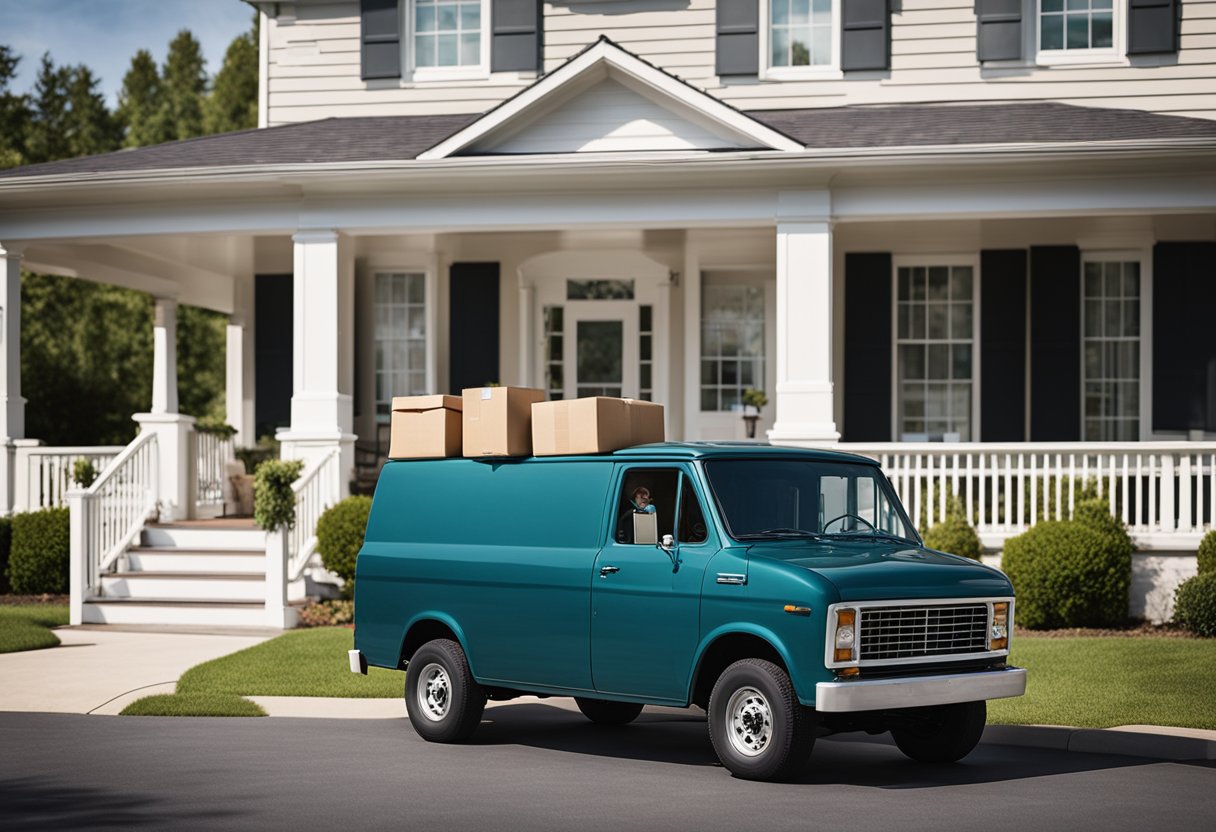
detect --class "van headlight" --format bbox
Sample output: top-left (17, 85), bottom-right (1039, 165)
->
top-left (833, 608), bottom-right (857, 663)
top-left (989, 602), bottom-right (1010, 651)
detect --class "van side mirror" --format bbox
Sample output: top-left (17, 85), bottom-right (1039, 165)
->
top-left (659, 534), bottom-right (679, 572)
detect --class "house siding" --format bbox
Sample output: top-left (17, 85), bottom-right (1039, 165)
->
top-left (265, 0), bottom-right (1216, 125)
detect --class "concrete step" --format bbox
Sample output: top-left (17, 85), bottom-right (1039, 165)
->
top-left (126, 548), bottom-right (265, 574)
top-left (141, 525), bottom-right (265, 550)
top-left (100, 572), bottom-right (267, 601)
top-left (82, 598), bottom-right (269, 627)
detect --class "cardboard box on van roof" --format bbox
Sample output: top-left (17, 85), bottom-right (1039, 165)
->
top-left (388, 395), bottom-right (463, 459)
top-left (531, 397), bottom-right (665, 456)
top-left (462, 386), bottom-right (546, 457)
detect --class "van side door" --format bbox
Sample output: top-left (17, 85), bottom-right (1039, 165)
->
top-left (590, 464), bottom-right (718, 703)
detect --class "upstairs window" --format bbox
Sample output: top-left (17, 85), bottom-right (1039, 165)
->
top-left (1037, 0), bottom-right (1122, 64)
top-left (410, 0), bottom-right (489, 77)
top-left (763, 0), bottom-right (840, 78)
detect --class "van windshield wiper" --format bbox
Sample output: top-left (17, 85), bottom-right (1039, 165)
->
top-left (821, 530), bottom-right (918, 546)
top-left (737, 528), bottom-right (823, 540)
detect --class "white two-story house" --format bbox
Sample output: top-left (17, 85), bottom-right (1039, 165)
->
top-left (0, 0), bottom-right (1213, 627)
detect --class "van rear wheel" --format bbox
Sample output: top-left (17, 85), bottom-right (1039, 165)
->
top-left (405, 639), bottom-right (486, 743)
top-left (890, 700), bottom-right (986, 763)
top-left (574, 697), bottom-right (644, 725)
top-left (707, 659), bottom-right (814, 781)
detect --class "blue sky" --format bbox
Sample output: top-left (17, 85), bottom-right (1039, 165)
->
top-left (1, 0), bottom-right (256, 106)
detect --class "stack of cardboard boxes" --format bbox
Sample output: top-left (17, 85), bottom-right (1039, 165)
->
top-left (388, 387), bottom-right (664, 460)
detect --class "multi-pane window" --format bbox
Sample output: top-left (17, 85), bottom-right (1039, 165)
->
top-left (1040, 0), bottom-right (1114, 51)
top-left (374, 272), bottom-right (427, 420)
top-left (543, 306), bottom-right (564, 401)
top-left (701, 285), bottom-right (765, 412)
top-left (1083, 261), bottom-right (1140, 440)
top-left (770, 0), bottom-right (833, 67)
top-left (639, 305), bottom-right (654, 402)
top-left (896, 265), bottom-right (974, 441)
top-left (414, 0), bottom-right (482, 69)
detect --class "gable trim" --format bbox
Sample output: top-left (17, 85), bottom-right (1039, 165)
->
top-left (418, 37), bottom-right (805, 160)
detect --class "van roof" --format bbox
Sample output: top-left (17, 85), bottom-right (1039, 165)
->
top-left (609, 442), bottom-right (879, 465)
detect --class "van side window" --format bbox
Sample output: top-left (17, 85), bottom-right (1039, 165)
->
top-left (616, 469), bottom-right (678, 544)
top-left (679, 480), bottom-right (708, 544)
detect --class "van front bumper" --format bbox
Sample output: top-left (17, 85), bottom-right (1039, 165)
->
top-left (814, 667), bottom-right (1026, 712)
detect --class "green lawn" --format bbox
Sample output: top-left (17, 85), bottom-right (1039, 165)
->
top-left (989, 636), bottom-right (1216, 730)
top-left (120, 693), bottom-right (268, 717)
top-left (0, 604), bottom-right (69, 654)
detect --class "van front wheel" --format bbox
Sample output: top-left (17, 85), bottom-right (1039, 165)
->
top-left (574, 697), bottom-right (644, 725)
top-left (405, 639), bottom-right (486, 743)
top-left (707, 659), bottom-right (814, 781)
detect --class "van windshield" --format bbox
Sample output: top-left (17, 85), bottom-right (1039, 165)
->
top-left (703, 459), bottom-right (918, 543)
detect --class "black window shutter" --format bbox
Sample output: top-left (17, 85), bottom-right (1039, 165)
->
top-left (976, 0), bottom-right (1023, 62)
top-left (1029, 246), bottom-right (1081, 441)
top-left (717, 0), bottom-right (759, 76)
top-left (360, 0), bottom-right (401, 80)
top-left (980, 250), bottom-right (1027, 441)
top-left (842, 0), bottom-right (890, 71)
top-left (1152, 243), bottom-right (1216, 432)
top-left (843, 253), bottom-right (893, 441)
top-left (492, 0), bottom-right (542, 73)
top-left (449, 263), bottom-right (501, 395)
top-left (1128, 0), bottom-right (1179, 55)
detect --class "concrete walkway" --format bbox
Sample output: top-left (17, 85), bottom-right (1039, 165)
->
top-left (3, 627), bottom-right (1213, 762)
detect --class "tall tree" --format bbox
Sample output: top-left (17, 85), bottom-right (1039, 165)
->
top-left (64, 65), bottom-right (121, 158)
top-left (117, 49), bottom-right (169, 148)
top-left (160, 29), bottom-right (207, 140)
top-left (24, 54), bottom-right (71, 164)
top-left (204, 15), bottom-right (259, 134)
top-left (0, 46), bottom-right (30, 169)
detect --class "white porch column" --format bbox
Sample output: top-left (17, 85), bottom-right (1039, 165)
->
top-left (0, 243), bottom-right (27, 515)
top-left (277, 231), bottom-right (355, 493)
top-left (767, 221), bottom-right (840, 446)
top-left (226, 274), bottom-right (256, 447)
top-left (150, 297), bottom-right (179, 414)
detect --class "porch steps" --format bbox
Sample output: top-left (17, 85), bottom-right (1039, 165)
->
top-left (82, 522), bottom-right (275, 628)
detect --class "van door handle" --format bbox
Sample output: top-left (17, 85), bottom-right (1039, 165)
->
top-left (599, 566), bottom-right (620, 577)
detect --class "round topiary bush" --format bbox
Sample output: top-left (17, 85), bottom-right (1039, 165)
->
top-left (1173, 573), bottom-right (1216, 637)
top-left (1072, 498), bottom-right (1132, 546)
top-left (921, 514), bottom-right (982, 560)
top-left (1000, 517), bottom-right (1132, 629)
top-left (8, 507), bottom-right (71, 595)
top-left (316, 495), bottom-right (372, 592)
top-left (1198, 530), bottom-right (1216, 577)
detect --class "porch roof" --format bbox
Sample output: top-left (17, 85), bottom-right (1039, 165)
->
top-left (2, 102), bottom-right (1214, 184)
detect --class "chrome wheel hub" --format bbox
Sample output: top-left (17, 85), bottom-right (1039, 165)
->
top-left (417, 663), bottom-right (451, 722)
top-left (725, 686), bottom-right (772, 758)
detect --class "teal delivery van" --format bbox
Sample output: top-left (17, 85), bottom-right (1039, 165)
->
top-left (351, 443), bottom-right (1025, 781)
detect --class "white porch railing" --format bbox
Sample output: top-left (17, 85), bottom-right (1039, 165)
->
top-left (843, 442), bottom-right (1216, 549)
top-left (195, 430), bottom-right (236, 511)
top-left (265, 449), bottom-right (343, 627)
top-left (13, 444), bottom-right (124, 513)
top-left (68, 431), bottom-right (159, 624)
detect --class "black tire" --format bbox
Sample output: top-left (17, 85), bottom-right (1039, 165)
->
top-left (707, 658), bottom-right (815, 781)
top-left (574, 697), bottom-right (645, 726)
top-left (891, 700), bottom-right (987, 763)
top-left (404, 639), bottom-right (486, 743)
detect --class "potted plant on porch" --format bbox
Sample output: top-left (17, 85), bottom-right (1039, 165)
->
top-left (741, 388), bottom-right (768, 440)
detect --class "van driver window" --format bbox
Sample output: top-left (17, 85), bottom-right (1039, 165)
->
top-left (679, 479), bottom-right (709, 544)
top-left (616, 470), bottom-right (679, 544)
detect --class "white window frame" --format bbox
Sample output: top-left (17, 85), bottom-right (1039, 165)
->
top-left (759, 0), bottom-right (844, 81)
top-left (890, 255), bottom-right (982, 443)
top-left (1079, 248), bottom-right (1152, 441)
top-left (370, 263), bottom-right (438, 421)
top-left (1035, 0), bottom-right (1127, 67)
top-left (405, 0), bottom-right (492, 83)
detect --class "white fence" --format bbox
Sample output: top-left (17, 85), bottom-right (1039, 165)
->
top-left (13, 444), bottom-right (124, 513)
top-left (845, 442), bottom-right (1216, 549)
top-left (194, 430), bottom-right (236, 511)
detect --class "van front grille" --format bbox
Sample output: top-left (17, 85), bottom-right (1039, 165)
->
top-left (858, 604), bottom-right (989, 662)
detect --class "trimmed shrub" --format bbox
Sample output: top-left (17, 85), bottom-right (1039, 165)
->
top-left (922, 513), bottom-right (982, 560)
top-left (1173, 573), bottom-right (1216, 637)
top-left (1001, 514), bottom-right (1133, 629)
top-left (8, 508), bottom-right (71, 595)
top-left (72, 458), bottom-right (98, 489)
top-left (0, 516), bottom-right (12, 594)
top-left (253, 459), bottom-right (304, 531)
top-left (316, 496), bottom-right (371, 593)
top-left (297, 598), bottom-right (354, 628)
top-left (1198, 530), bottom-right (1216, 577)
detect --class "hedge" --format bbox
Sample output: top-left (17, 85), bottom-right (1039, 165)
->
top-left (0, 516), bottom-right (12, 594)
top-left (1173, 573), bottom-right (1216, 637)
top-left (921, 513), bottom-right (982, 560)
top-left (8, 508), bottom-right (71, 595)
top-left (1198, 530), bottom-right (1216, 577)
top-left (316, 496), bottom-right (371, 594)
top-left (254, 459), bottom-right (305, 531)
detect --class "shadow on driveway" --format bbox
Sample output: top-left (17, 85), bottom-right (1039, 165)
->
top-left (0, 776), bottom-right (244, 828)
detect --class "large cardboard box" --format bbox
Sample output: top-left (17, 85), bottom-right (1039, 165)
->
top-left (388, 395), bottom-right (463, 459)
top-left (532, 397), bottom-right (665, 456)
top-left (462, 386), bottom-right (545, 457)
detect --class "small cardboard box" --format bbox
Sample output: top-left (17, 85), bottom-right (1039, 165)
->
top-left (531, 397), bottom-right (666, 456)
top-left (388, 395), bottom-right (463, 459)
top-left (462, 386), bottom-right (546, 457)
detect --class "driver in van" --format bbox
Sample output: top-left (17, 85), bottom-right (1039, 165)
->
top-left (616, 486), bottom-right (657, 543)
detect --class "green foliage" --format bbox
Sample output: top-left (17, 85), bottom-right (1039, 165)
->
top-left (1173, 573), bottom-right (1216, 638)
top-left (24, 55), bottom-right (120, 164)
top-left (204, 15), bottom-right (259, 134)
top-left (8, 508), bottom-right (72, 595)
top-left (160, 30), bottom-right (208, 140)
top-left (1198, 531), bottom-right (1216, 577)
top-left (742, 388), bottom-right (768, 409)
top-left (0, 46), bottom-right (30, 169)
top-left (922, 512), bottom-right (982, 560)
top-left (0, 604), bottom-right (68, 654)
top-left (117, 49), bottom-right (170, 148)
top-left (72, 458), bottom-right (98, 489)
top-left (254, 460), bottom-right (304, 531)
top-left (317, 496), bottom-right (372, 590)
top-left (195, 416), bottom-right (237, 439)
top-left (176, 304), bottom-right (228, 420)
top-left (0, 516), bottom-right (12, 594)
top-left (297, 599), bottom-right (354, 628)
top-left (1001, 505), bottom-right (1133, 629)
top-left (120, 693), bottom-right (266, 717)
